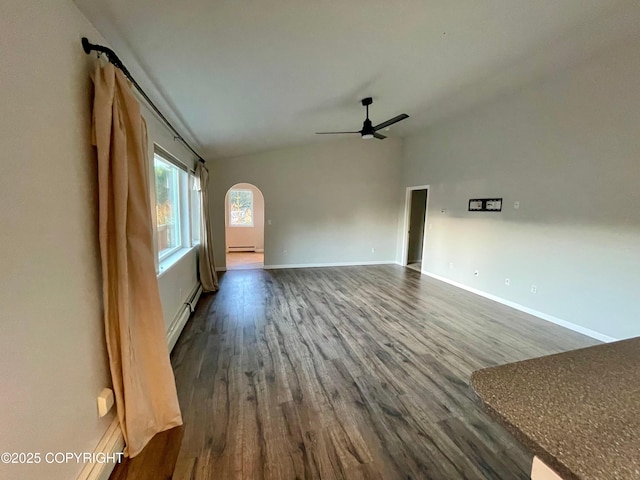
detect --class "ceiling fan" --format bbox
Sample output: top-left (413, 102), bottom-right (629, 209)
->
top-left (316, 97), bottom-right (409, 140)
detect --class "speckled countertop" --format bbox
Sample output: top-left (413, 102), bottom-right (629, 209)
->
top-left (471, 338), bottom-right (640, 480)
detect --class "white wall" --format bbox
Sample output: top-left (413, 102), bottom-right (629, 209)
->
top-left (210, 138), bottom-right (403, 268)
top-left (401, 38), bottom-right (640, 341)
top-left (225, 183), bottom-right (265, 252)
top-left (143, 107), bottom-right (201, 334)
top-left (157, 248), bottom-right (200, 331)
top-left (0, 2), bottom-right (199, 479)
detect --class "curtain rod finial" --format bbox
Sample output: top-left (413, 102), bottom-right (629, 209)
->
top-left (82, 37), bottom-right (93, 54)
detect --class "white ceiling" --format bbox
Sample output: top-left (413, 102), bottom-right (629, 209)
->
top-left (74, 0), bottom-right (640, 159)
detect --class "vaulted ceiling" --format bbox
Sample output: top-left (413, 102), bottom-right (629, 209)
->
top-left (74, 0), bottom-right (640, 159)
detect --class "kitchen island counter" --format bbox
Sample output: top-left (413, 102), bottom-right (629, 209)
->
top-left (471, 337), bottom-right (640, 480)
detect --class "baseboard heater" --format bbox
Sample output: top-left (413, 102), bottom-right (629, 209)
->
top-left (166, 283), bottom-right (203, 352)
top-left (228, 245), bottom-right (256, 252)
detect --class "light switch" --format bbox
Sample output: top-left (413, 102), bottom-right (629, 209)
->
top-left (486, 199), bottom-right (502, 211)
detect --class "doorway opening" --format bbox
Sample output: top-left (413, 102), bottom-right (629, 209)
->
top-left (402, 186), bottom-right (429, 272)
top-left (224, 183), bottom-right (265, 270)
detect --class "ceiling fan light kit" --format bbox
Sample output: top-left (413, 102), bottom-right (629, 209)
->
top-left (316, 97), bottom-right (409, 140)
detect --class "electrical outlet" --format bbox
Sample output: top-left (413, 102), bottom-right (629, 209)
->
top-left (97, 388), bottom-right (114, 418)
top-left (505, 278), bottom-right (510, 286)
top-left (283, 249), bottom-right (288, 255)
top-left (474, 270), bottom-right (479, 277)
top-left (514, 201), bottom-right (520, 209)
top-left (531, 285), bottom-right (537, 294)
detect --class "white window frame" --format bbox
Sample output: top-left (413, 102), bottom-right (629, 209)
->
top-left (152, 147), bottom-right (202, 275)
top-left (228, 189), bottom-right (254, 228)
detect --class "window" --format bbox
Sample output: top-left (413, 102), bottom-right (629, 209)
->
top-left (229, 189), bottom-right (253, 227)
top-left (154, 155), bottom-right (182, 259)
top-left (153, 151), bottom-right (201, 265)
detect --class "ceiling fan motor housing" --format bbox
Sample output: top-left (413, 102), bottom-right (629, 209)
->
top-left (361, 119), bottom-right (374, 136)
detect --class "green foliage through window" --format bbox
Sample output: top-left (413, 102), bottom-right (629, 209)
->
top-left (154, 156), bottom-right (181, 257)
top-left (229, 190), bottom-right (253, 226)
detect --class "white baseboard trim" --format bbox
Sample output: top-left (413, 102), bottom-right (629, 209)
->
top-left (422, 271), bottom-right (617, 343)
top-left (167, 283), bottom-right (202, 352)
top-left (264, 260), bottom-right (396, 270)
top-left (76, 417), bottom-right (124, 480)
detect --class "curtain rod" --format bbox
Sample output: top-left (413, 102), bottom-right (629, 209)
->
top-left (81, 37), bottom-right (205, 165)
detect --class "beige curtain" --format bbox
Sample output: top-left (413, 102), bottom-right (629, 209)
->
top-left (196, 163), bottom-right (219, 292)
top-left (91, 62), bottom-right (182, 457)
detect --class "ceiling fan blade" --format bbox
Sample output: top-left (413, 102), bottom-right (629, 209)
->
top-left (373, 114), bottom-right (409, 131)
top-left (315, 131), bottom-right (360, 135)
top-left (373, 132), bottom-right (387, 140)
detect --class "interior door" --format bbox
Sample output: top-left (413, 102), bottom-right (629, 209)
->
top-left (407, 189), bottom-right (427, 265)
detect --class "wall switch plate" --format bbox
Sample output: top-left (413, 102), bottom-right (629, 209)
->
top-left (474, 270), bottom-right (479, 277)
top-left (371, 248), bottom-right (375, 253)
top-left (267, 219), bottom-right (272, 225)
top-left (97, 388), bottom-right (115, 418)
top-left (505, 278), bottom-right (510, 286)
top-left (514, 201), bottom-right (520, 209)
top-left (531, 285), bottom-right (537, 294)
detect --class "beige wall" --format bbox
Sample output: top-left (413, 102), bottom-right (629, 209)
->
top-left (0, 1), bottom-right (199, 479)
top-left (401, 37), bottom-right (640, 341)
top-left (224, 183), bottom-right (265, 252)
top-left (210, 138), bottom-right (403, 268)
top-left (0, 1), bottom-right (111, 479)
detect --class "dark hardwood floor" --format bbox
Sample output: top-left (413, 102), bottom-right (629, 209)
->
top-left (111, 265), bottom-right (598, 480)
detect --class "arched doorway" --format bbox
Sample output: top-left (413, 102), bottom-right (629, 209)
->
top-left (224, 183), bottom-right (265, 270)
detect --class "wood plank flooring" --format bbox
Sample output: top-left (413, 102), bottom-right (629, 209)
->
top-left (113, 265), bottom-right (599, 480)
top-left (109, 426), bottom-right (183, 480)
